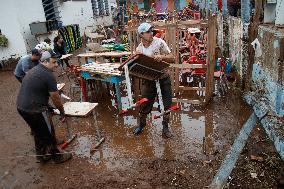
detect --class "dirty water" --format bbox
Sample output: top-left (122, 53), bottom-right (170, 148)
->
top-left (0, 63), bottom-right (254, 188)
top-left (54, 82), bottom-right (246, 173)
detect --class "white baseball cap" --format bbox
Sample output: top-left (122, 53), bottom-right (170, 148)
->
top-left (138, 23), bottom-right (153, 34)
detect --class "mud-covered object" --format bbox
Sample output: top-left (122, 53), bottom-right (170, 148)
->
top-left (119, 54), bottom-right (170, 81)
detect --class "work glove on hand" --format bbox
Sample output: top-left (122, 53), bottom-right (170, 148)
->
top-left (60, 111), bottom-right (66, 122)
top-left (47, 104), bottom-right (56, 114)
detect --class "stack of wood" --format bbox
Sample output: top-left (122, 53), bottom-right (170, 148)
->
top-left (80, 62), bottom-right (122, 76)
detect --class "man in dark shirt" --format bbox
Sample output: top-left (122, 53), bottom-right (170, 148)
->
top-left (17, 50), bottom-right (72, 164)
top-left (14, 49), bottom-right (41, 82)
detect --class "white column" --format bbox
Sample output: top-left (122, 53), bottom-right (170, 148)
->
top-left (276, 0), bottom-right (284, 25)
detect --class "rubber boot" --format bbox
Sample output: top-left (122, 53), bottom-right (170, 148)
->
top-left (50, 146), bottom-right (72, 164)
top-left (162, 116), bottom-right (172, 138)
top-left (133, 114), bottom-right (147, 135)
top-left (34, 137), bottom-right (51, 163)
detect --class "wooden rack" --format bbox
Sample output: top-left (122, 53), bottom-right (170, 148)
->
top-left (124, 16), bottom-right (217, 105)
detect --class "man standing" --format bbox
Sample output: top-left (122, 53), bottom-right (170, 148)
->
top-left (53, 36), bottom-right (70, 68)
top-left (134, 23), bottom-right (174, 138)
top-left (14, 49), bottom-right (41, 82)
top-left (17, 51), bottom-right (72, 163)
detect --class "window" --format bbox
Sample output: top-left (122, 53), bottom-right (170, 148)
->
top-left (91, 0), bottom-right (109, 17)
top-left (104, 0), bottom-right (109, 15)
top-left (98, 0), bottom-right (104, 16)
top-left (41, 0), bottom-right (61, 30)
top-left (91, 0), bottom-right (99, 17)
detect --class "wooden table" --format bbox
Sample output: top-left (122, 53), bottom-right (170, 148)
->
top-left (87, 33), bottom-right (105, 43)
top-left (54, 102), bottom-right (98, 117)
top-left (77, 51), bottom-right (131, 65)
top-left (79, 62), bottom-right (125, 112)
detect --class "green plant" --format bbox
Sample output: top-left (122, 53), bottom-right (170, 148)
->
top-left (0, 34), bottom-right (8, 47)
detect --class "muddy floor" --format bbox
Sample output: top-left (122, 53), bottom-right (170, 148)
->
top-left (0, 53), bottom-right (281, 188)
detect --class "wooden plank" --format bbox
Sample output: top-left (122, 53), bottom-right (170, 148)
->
top-left (77, 52), bottom-right (97, 58)
top-left (80, 62), bottom-right (122, 76)
top-left (77, 51), bottom-right (131, 58)
top-left (57, 83), bottom-right (65, 91)
top-left (172, 98), bottom-right (202, 105)
top-left (54, 102), bottom-right (98, 117)
top-left (170, 64), bottom-right (207, 69)
top-left (129, 31), bottom-right (134, 55)
top-left (178, 19), bottom-right (207, 26)
top-left (173, 26), bottom-right (180, 94)
top-left (179, 86), bottom-right (206, 91)
top-left (205, 15), bottom-right (217, 104)
top-left (60, 54), bottom-right (73, 60)
top-left (133, 31), bottom-right (137, 51)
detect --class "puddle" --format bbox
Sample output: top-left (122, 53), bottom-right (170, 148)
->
top-left (62, 83), bottom-right (248, 171)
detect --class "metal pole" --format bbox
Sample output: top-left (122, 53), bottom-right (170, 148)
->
top-left (210, 113), bottom-right (258, 188)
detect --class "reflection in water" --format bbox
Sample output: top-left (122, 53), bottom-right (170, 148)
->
top-left (63, 83), bottom-right (233, 170)
top-left (68, 97), bottom-right (217, 170)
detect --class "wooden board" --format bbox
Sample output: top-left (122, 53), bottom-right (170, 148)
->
top-left (77, 51), bottom-right (131, 58)
top-left (57, 83), bottom-right (65, 91)
top-left (87, 33), bottom-right (105, 39)
top-left (170, 64), bottom-right (207, 69)
top-left (60, 54), bottom-right (73, 60)
top-left (77, 52), bottom-right (97, 58)
top-left (172, 98), bottom-right (202, 105)
top-left (80, 62), bottom-right (122, 76)
top-left (205, 15), bottom-right (217, 104)
top-left (119, 54), bottom-right (170, 81)
top-left (54, 102), bottom-right (98, 117)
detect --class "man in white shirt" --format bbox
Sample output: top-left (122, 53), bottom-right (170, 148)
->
top-left (134, 22), bottom-right (174, 138)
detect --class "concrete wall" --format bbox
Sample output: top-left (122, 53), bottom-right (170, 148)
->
top-left (15, 0), bottom-right (47, 52)
top-left (276, 0), bottom-right (284, 25)
top-left (0, 0), bottom-right (116, 62)
top-left (0, 0), bottom-right (26, 61)
top-left (252, 25), bottom-right (284, 116)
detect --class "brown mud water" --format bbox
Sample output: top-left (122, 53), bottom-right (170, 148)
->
top-left (0, 53), bottom-right (280, 188)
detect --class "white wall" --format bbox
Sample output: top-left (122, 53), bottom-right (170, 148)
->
top-left (0, 0), bottom-right (47, 61)
top-left (59, 0), bottom-right (94, 35)
top-left (276, 0), bottom-right (284, 25)
top-left (59, 0), bottom-right (114, 35)
top-left (0, 0), bottom-right (116, 62)
top-left (15, 0), bottom-right (47, 52)
top-left (0, 0), bottom-right (27, 61)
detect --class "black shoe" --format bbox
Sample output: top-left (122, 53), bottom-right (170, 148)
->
top-left (162, 128), bottom-right (172, 138)
top-left (133, 115), bottom-right (146, 135)
top-left (36, 154), bottom-right (52, 164)
top-left (53, 152), bottom-right (72, 164)
top-left (162, 121), bottom-right (172, 139)
top-left (133, 126), bottom-right (145, 135)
